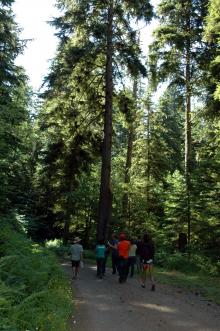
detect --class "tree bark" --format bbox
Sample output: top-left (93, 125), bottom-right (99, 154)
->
top-left (122, 78), bottom-right (138, 226)
top-left (97, 1), bottom-right (114, 241)
top-left (184, 4), bottom-right (192, 251)
top-left (185, 61), bottom-right (191, 249)
top-left (63, 180), bottom-right (74, 245)
top-left (146, 97), bottom-right (151, 218)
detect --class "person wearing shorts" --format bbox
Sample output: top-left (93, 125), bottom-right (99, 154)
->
top-left (72, 260), bottom-right (80, 268)
top-left (70, 237), bottom-right (83, 279)
top-left (139, 232), bottom-right (155, 291)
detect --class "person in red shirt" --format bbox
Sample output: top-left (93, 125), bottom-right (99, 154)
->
top-left (117, 233), bottom-right (131, 283)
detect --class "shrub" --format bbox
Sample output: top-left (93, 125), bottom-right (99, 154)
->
top-left (45, 239), bottom-right (69, 258)
top-left (155, 249), bottom-right (220, 276)
top-left (0, 215), bottom-right (72, 331)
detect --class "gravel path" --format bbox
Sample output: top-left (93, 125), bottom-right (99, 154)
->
top-left (62, 261), bottom-right (220, 331)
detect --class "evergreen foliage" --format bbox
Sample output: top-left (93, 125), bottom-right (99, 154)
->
top-left (32, 0), bottom-right (153, 242)
top-left (203, 0), bottom-right (220, 116)
top-left (0, 0), bottom-right (32, 213)
top-left (0, 215), bottom-right (72, 331)
top-left (1, 2), bottom-right (220, 318)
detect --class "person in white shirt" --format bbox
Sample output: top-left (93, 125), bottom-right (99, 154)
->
top-left (128, 239), bottom-right (137, 277)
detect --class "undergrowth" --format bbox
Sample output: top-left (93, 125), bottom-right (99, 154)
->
top-left (0, 215), bottom-right (72, 331)
top-left (155, 250), bottom-right (220, 305)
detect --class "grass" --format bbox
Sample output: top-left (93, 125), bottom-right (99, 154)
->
top-left (155, 267), bottom-right (220, 305)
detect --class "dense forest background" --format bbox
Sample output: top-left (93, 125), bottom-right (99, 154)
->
top-left (1, 0), bottom-right (220, 267)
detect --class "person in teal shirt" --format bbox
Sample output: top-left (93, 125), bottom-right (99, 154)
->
top-left (96, 240), bottom-right (106, 279)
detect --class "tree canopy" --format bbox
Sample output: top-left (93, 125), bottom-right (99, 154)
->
top-left (1, 0), bottom-right (219, 262)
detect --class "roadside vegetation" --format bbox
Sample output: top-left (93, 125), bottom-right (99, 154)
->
top-left (155, 252), bottom-right (220, 305)
top-left (0, 215), bottom-right (72, 331)
top-left (156, 268), bottom-right (220, 305)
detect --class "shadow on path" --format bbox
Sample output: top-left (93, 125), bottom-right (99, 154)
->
top-left (62, 261), bottom-right (220, 331)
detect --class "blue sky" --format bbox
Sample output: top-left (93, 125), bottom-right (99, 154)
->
top-left (13, 0), bottom-right (160, 92)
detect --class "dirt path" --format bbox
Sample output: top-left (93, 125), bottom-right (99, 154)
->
top-left (62, 261), bottom-right (220, 331)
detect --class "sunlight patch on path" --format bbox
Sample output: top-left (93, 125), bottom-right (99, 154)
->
top-left (132, 302), bottom-right (176, 313)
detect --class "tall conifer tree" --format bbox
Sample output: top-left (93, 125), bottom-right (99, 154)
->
top-left (0, 0), bottom-right (30, 213)
top-left (149, 0), bottom-right (209, 247)
top-left (45, 0), bottom-right (153, 241)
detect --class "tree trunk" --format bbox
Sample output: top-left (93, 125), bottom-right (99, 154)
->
top-left (122, 78), bottom-right (137, 226)
top-left (185, 69), bottom-right (191, 249)
top-left (97, 1), bottom-right (114, 241)
top-left (63, 180), bottom-right (74, 245)
top-left (83, 202), bottom-right (92, 247)
top-left (184, 7), bottom-right (192, 253)
top-left (146, 96), bottom-right (151, 218)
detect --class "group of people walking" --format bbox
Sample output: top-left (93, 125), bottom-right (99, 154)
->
top-left (70, 232), bottom-right (155, 291)
top-left (95, 232), bottom-right (155, 290)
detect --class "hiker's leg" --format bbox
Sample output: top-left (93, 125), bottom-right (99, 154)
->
top-left (75, 260), bottom-right (80, 277)
top-left (75, 265), bottom-right (79, 277)
top-left (141, 265), bottom-right (147, 287)
top-left (96, 258), bottom-right (101, 277)
top-left (100, 258), bottom-right (105, 277)
top-left (115, 256), bottom-right (119, 272)
top-left (124, 259), bottom-right (129, 282)
top-left (136, 255), bottom-right (141, 273)
top-left (127, 258), bottom-right (131, 277)
top-left (72, 261), bottom-right (76, 278)
top-left (103, 256), bottom-right (107, 275)
top-left (118, 258), bottom-right (123, 283)
top-left (130, 257), bottom-right (136, 277)
top-left (149, 264), bottom-right (155, 290)
top-left (112, 255), bottom-right (117, 274)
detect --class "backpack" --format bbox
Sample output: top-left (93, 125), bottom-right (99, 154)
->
top-left (140, 241), bottom-right (154, 260)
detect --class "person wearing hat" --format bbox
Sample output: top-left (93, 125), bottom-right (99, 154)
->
top-left (70, 237), bottom-right (83, 279)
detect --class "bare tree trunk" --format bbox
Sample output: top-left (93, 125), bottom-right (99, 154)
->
top-left (83, 202), bottom-right (92, 247)
top-left (185, 7), bottom-right (192, 255)
top-left (146, 96), bottom-right (151, 218)
top-left (185, 61), bottom-right (191, 249)
top-left (63, 180), bottom-right (74, 245)
top-left (122, 78), bottom-right (138, 226)
top-left (97, 1), bottom-right (113, 241)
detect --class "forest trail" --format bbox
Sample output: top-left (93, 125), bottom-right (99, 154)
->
top-left (62, 261), bottom-right (220, 331)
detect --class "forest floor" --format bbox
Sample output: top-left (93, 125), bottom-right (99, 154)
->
top-left (62, 260), bottom-right (220, 331)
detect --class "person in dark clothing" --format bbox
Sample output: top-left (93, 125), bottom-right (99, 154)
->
top-left (135, 236), bottom-right (142, 273)
top-left (139, 232), bottom-right (155, 291)
top-left (108, 234), bottom-right (119, 274)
